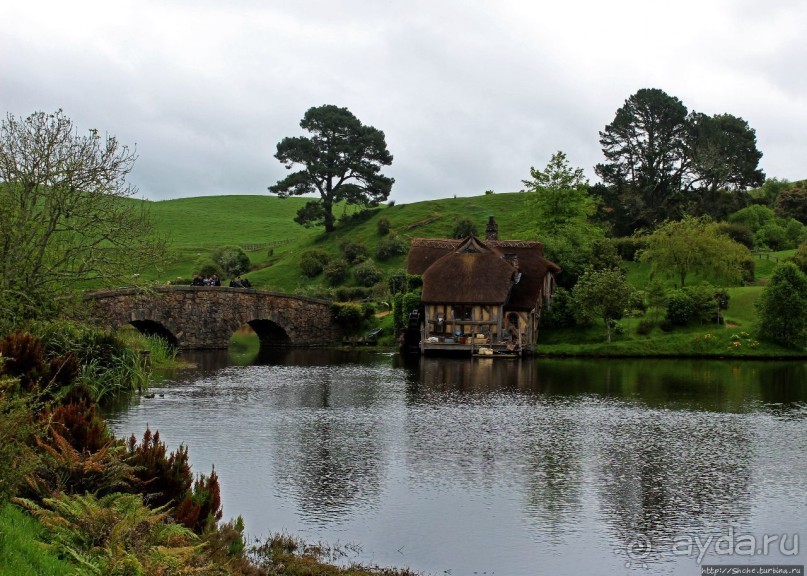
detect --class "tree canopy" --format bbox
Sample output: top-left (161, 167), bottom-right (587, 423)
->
top-left (595, 88), bottom-right (765, 233)
top-left (0, 110), bottom-right (163, 326)
top-left (268, 105), bottom-right (394, 233)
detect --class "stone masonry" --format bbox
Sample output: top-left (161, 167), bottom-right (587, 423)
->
top-left (83, 286), bottom-right (341, 349)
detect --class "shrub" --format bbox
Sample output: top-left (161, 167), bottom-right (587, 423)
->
top-left (334, 286), bottom-right (371, 301)
top-left (194, 258), bottom-right (224, 279)
top-left (755, 222), bottom-right (788, 250)
top-left (665, 290), bottom-right (694, 326)
top-left (590, 238), bottom-right (622, 270)
top-left (393, 293), bottom-right (405, 332)
top-left (323, 258), bottom-right (349, 286)
top-left (755, 262), bottom-right (807, 349)
top-left (126, 427), bottom-right (192, 510)
top-left (299, 249), bottom-right (330, 277)
top-left (354, 260), bottom-right (384, 287)
top-left (636, 320), bottom-right (654, 335)
top-left (613, 236), bottom-right (647, 260)
top-left (331, 303), bottom-right (364, 331)
top-left (401, 293), bottom-right (422, 326)
top-left (540, 287), bottom-right (576, 329)
top-left (774, 184), bottom-right (807, 224)
top-left (17, 492), bottom-right (200, 574)
top-left (377, 216), bottom-right (391, 236)
top-left (715, 221), bottom-right (755, 249)
top-left (376, 234), bottom-right (408, 260)
top-left (729, 205), bottom-right (776, 232)
top-left (211, 245), bottom-right (251, 277)
top-left (46, 400), bottom-right (111, 454)
top-left (0, 394), bottom-right (42, 503)
top-left (452, 218), bottom-right (477, 239)
top-left (340, 240), bottom-right (368, 264)
top-left (791, 240), bottom-right (807, 274)
top-left (0, 331), bottom-right (46, 391)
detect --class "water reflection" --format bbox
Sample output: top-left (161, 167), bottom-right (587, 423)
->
top-left (106, 350), bottom-right (807, 575)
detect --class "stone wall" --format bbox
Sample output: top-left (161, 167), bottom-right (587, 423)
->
top-left (83, 286), bottom-right (341, 349)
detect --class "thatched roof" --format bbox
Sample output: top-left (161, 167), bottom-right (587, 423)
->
top-left (408, 236), bottom-right (561, 309)
top-left (420, 237), bottom-right (515, 304)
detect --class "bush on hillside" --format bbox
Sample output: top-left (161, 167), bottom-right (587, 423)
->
top-left (324, 259), bottom-right (349, 286)
top-left (452, 218), bottom-right (478, 239)
top-left (340, 240), bottom-right (369, 264)
top-left (299, 249), bottom-right (330, 278)
top-left (715, 222), bottom-right (755, 249)
top-left (376, 234), bottom-right (408, 260)
top-left (194, 259), bottom-right (224, 280)
top-left (354, 260), bottom-right (384, 287)
top-left (377, 216), bottom-right (391, 236)
top-left (211, 245), bottom-right (251, 277)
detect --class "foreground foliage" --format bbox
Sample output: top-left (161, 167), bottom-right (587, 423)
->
top-left (0, 110), bottom-right (164, 330)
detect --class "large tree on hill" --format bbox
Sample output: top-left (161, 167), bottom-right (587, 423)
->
top-left (269, 105), bottom-right (394, 233)
top-left (596, 88), bottom-right (764, 233)
top-left (596, 88), bottom-right (690, 230)
top-left (0, 110), bottom-right (163, 327)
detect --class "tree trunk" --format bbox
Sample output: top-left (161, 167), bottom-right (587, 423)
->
top-left (323, 200), bottom-right (335, 233)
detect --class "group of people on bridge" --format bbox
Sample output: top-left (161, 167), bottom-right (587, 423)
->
top-left (191, 274), bottom-right (252, 288)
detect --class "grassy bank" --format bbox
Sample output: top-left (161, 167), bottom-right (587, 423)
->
top-left (0, 503), bottom-right (74, 576)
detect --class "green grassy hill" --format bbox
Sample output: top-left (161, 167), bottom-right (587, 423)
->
top-left (141, 192), bottom-right (541, 290)
top-left (135, 193), bottom-right (801, 354)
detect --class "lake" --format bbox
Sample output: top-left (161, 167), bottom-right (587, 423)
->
top-left (105, 349), bottom-right (807, 575)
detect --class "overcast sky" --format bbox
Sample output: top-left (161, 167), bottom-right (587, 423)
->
top-left (2, 1), bottom-right (805, 204)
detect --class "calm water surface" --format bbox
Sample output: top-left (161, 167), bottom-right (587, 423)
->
top-left (106, 350), bottom-right (807, 576)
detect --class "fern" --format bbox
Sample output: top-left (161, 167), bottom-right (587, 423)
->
top-left (16, 492), bottom-right (205, 575)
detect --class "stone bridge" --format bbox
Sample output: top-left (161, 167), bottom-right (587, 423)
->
top-left (83, 286), bottom-right (342, 350)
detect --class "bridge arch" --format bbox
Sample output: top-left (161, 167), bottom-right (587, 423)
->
top-left (129, 319), bottom-right (180, 348)
top-left (83, 286), bottom-right (341, 350)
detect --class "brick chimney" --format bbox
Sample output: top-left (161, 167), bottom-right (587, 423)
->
top-left (485, 216), bottom-right (498, 240)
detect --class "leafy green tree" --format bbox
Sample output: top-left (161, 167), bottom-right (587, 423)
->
top-left (522, 150), bottom-right (593, 235)
top-left (0, 110), bottom-right (163, 323)
top-left (269, 105), bottom-right (394, 233)
top-left (639, 216), bottom-right (750, 287)
top-left (755, 263), bottom-right (807, 349)
top-left (572, 267), bottom-right (633, 343)
top-left (523, 151), bottom-right (603, 287)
